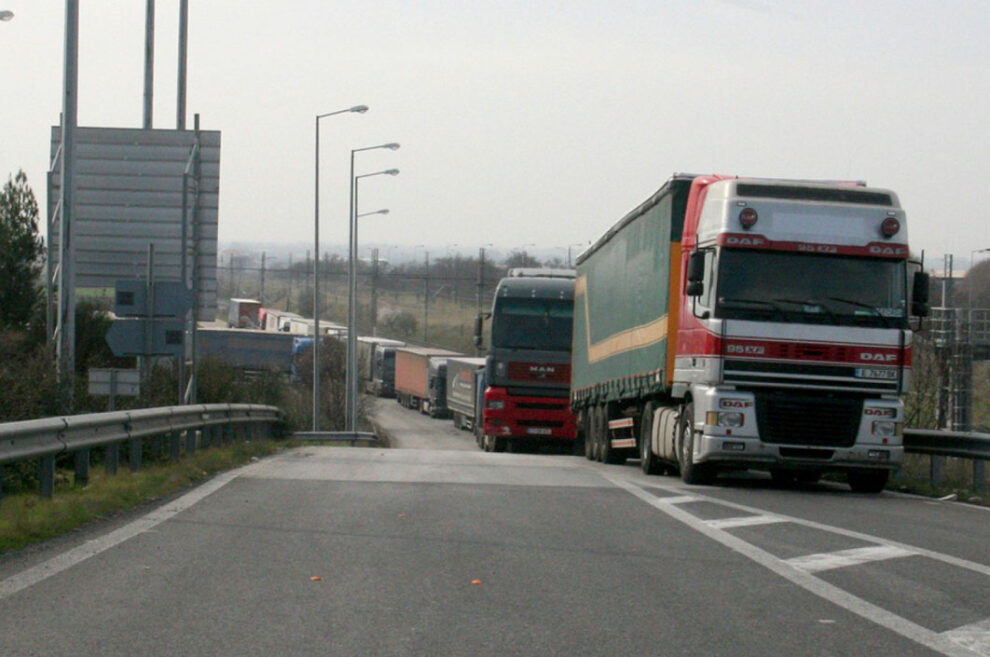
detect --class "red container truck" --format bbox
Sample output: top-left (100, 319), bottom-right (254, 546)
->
top-left (394, 346), bottom-right (461, 415)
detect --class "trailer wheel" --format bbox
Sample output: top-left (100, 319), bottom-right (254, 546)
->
top-left (847, 469), bottom-right (888, 494)
top-left (583, 409), bottom-right (595, 460)
top-left (640, 403), bottom-right (662, 475)
top-left (593, 406), bottom-right (606, 462)
top-left (678, 402), bottom-right (714, 485)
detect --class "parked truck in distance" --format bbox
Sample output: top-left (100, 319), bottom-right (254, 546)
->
top-left (445, 357), bottom-right (487, 433)
top-left (571, 174), bottom-right (929, 492)
top-left (228, 298), bottom-right (262, 329)
top-left (477, 269), bottom-right (579, 452)
top-left (394, 346), bottom-right (461, 416)
top-left (357, 337), bottom-right (406, 397)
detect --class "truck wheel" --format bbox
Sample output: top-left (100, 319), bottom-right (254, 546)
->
top-left (640, 403), bottom-right (662, 475)
top-left (594, 406), bottom-right (607, 463)
top-left (847, 469), bottom-right (888, 493)
top-left (678, 402), bottom-right (714, 485)
top-left (583, 409), bottom-right (596, 460)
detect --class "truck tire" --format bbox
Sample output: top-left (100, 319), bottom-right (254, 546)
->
top-left (594, 406), bottom-right (606, 463)
top-left (847, 469), bottom-right (888, 493)
top-left (678, 402), bottom-right (714, 485)
top-left (640, 403), bottom-right (662, 475)
top-left (584, 410), bottom-right (595, 460)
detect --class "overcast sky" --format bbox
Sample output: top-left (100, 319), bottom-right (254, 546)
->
top-left (2, 1), bottom-right (988, 266)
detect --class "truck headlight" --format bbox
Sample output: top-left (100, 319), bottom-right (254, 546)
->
top-left (706, 411), bottom-right (744, 428)
top-left (871, 420), bottom-right (901, 437)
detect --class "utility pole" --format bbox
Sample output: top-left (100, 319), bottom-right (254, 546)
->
top-left (260, 251), bottom-right (266, 304)
top-left (476, 247), bottom-right (486, 355)
top-left (424, 251), bottom-right (430, 344)
top-left (288, 253), bottom-right (294, 312)
top-left (371, 248), bottom-right (379, 337)
top-left (143, 0), bottom-right (154, 129)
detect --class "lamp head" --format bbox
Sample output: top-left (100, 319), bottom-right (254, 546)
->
top-left (385, 169), bottom-right (399, 176)
top-left (384, 143), bottom-right (400, 150)
top-left (0, 10), bottom-right (14, 21)
top-left (350, 105), bottom-right (369, 113)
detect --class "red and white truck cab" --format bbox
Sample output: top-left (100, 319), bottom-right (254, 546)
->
top-left (672, 177), bottom-right (928, 490)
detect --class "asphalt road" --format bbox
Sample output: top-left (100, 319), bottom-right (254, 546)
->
top-left (371, 396), bottom-right (478, 450)
top-left (1, 404), bottom-right (988, 657)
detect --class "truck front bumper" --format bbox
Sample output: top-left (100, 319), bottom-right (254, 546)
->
top-left (694, 434), bottom-right (904, 471)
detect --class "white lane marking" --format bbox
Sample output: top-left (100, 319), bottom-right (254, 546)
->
top-left (644, 481), bottom-right (990, 579)
top-left (942, 619), bottom-right (990, 657)
top-left (787, 545), bottom-right (916, 573)
top-left (0, 469), bottom-right (242, 601)
top-left (599, 472), bottom-right (981, 657)
top-left (705, 515), bottom-right (789, 530)
top-left (658, 495), bottom-right (700, 505)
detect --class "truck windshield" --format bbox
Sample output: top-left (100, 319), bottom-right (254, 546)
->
top-left (492, 298), bottom-right (574, 350)
top-left (715, 250), bottom-right (907, 328)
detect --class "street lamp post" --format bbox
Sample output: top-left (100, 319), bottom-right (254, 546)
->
top-left (312, 105), bottom-right (367, 431)
top-left (347, 154), bottom-right (399, 432)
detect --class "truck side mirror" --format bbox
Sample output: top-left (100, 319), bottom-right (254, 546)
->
top-left (911, 271), bottom-right (930, 317)
top-left (686, 250), bottom-right (705, 297)
top-left (473, 314), bottom-right (484, 347)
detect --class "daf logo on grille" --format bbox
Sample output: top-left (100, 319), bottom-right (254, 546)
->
top-left (860, 352), bottom-right (897, 362)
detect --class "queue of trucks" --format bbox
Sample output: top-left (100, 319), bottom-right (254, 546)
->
top-left (211, 172), bottom-right (927, 493)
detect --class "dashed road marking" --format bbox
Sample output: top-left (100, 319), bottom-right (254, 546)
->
top-left (786, 545), bottom-right (916, 573)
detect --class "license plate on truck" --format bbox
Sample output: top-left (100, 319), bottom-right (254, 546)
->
top-left (526, 427), bottom-right (552, 436)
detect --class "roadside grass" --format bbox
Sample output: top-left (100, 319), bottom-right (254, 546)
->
top-left (0, 440), bottom-right (285, 553)
top-left (890, 453), bottom-right (988, 505)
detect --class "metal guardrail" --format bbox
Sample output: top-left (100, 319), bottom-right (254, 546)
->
top-left (0, 404), bottom-right (283, 502)
top-left (903, 428), bottom-right (989, 494)
top-left (903, 429), bottom-right (990, 459)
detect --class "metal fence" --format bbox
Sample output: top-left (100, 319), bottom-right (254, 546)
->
top-left (0, 404), bottom-right (282, 502)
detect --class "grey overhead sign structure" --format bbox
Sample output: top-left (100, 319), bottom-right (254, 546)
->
top-left (107, 278), bottom-right (190, 358)
top-left (48, 126), bottom-right (220, 321)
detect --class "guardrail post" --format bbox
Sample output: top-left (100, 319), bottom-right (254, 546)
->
top-left (170, 431), bottom-right (181, 461)
top-left (129, 437), bottom-right (142, 472)
top-left (930, 455), bottom-right (945, 486)
top-left (0, 464), bottom-right (4, 503)
top-left (201, 425), bottom-right (212, 449)
top-left (975, 461), bottom-right (987, 496)
top-left (74, 449), bottom-right (90, 487)
top-left (105, 443), bottom-right (119, 475)
top-left (151, 435), bottom-right (163, 461)
top-left (186, 429), bottom-right (197, 454)
top-left (39, 456), bottom-right (55, 498)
